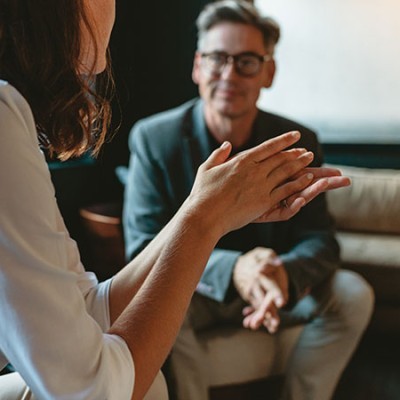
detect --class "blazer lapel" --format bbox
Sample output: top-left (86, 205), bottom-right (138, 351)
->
top-left (182, 99), bottom-right (212, 192)
top-left (252, 110), bottom-right (277, 146)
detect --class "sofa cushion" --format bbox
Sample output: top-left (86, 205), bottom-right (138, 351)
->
top-left (325, 164), bottom-right (400, 234)
top-left (336, 231), bottom-right (400, 304)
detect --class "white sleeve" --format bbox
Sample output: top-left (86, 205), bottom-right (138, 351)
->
top-left (0, 82), bottom-right (134, 399)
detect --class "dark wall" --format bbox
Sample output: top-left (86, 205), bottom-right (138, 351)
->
top-left (323, 143), bottom-right (400, 169)
top-left (95, 0), bottom-right (210, 202)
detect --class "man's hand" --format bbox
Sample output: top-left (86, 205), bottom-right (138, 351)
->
top-left (233, 247), bottom-right (289, 333)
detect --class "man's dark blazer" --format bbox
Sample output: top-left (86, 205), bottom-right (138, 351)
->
top-left (123, 98), bottom-right (340, 304)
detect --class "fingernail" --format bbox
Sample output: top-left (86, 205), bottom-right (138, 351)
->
top-left (305, 151), bottom-right (313, 159)
top-left (221, 141), bottom-right (230, 149)
top-left (291, 131), bottom-right (300, 139)
top-left (271, 257), bottom-right (282, 266)
top-left (306, 173), bottom-right (314, 180)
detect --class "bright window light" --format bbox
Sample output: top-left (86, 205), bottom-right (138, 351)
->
top-left (255, 0), bottom-right (400, 143)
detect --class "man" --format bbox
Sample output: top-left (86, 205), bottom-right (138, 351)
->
top-left (123, 1), bottom-right (374, 399)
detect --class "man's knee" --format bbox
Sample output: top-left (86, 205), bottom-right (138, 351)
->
top-left (330, 269), bottom-right (375, 329)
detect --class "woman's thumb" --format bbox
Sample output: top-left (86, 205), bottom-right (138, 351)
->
top-left (203, 141), bottom-right (232, 169)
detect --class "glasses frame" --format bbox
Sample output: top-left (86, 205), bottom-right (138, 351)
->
top-left (199, 51), bottom-right (273, 77)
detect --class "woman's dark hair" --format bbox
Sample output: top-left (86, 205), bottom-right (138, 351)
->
top-left (0, 0), bottom-right (114, 160)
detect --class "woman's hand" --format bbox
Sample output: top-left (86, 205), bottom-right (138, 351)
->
top-left (188, 131), bottom-right (318, 237)
top-left (188, 132), bottom-right (351, 235)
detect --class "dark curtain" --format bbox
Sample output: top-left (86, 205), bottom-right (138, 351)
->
top-left (96, 0), bottom-right (211, 202)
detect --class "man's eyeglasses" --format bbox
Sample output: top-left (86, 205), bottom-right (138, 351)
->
top-left (200, 51), bottom-right (272, 77)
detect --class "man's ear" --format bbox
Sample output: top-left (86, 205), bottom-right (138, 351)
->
top-left (263, 58), bottom-right (276, 88)
top-left (192, 52), bottom-right (201, 84)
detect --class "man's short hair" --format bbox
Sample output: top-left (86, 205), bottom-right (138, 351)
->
top-left (196, 0), bottom-right (280, 51)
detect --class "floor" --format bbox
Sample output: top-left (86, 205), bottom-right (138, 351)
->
top-left (209, 330), bottom-right (400, 400)
top-left (333, 331), bottom-right (400, 400)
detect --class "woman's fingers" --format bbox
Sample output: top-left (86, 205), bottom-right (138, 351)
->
top-left (283, 173), bottom-right (351, 207)
top-left (291, 168), bottom-right (351, 188)
top-left (191, 130), bottom-right (352, 234)
top-left (255, 197), bottom-right (306, 223)
top-left (205, 131), bottom-right (301, 166)
top-left (199, 141), bottom-right (232, 170)
top-left (253, 171), bottom-right (315, 223)
top-left (271, 171), bottom-right (315, 205)
top-left (246, 131), bottom-right (301, 162)
top-left (322, 175), bottom-right (351, 190)
top-left (255, 172), bottom-right (351, 224)
top-left (266, 151), bottom-right (315, 188)
top-left (309, 167), bottom-right (342, 179)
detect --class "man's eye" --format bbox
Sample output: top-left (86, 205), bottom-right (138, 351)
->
top-left (209, 54), bottom-right (226, 64)
top-left (239, 57), bottom-right (257, 66)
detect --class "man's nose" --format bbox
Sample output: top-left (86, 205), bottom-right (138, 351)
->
top-left (220, 57), bottom-right (239, 79)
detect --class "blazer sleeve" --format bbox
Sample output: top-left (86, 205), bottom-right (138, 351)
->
top-left (123, 121), bottom-right (175, 260)
top-left (196, 249), bottom-right (241, 302)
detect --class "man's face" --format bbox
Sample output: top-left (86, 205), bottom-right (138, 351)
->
top-left (192, 22), bottom-right (275, 120)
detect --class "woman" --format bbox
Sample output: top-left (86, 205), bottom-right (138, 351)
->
top-left (0, 1), bottom-right (350, 399)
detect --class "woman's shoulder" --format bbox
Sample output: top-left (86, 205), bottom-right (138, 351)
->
top-left (0, 80), bottom-right (37, 141)
top-left (0, 79), bottom-right (21, 103)
top-left (0, 80), bottom-right (31, 114)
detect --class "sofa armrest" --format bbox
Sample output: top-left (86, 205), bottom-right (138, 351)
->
top-left (325, 164), bottom-right (400, 234)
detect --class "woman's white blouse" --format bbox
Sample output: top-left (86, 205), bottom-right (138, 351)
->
top-left (0, 80), bottom-right (134, 399)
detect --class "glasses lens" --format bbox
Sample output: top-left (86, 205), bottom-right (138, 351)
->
top-left (235, 55), bottom-right (261, 76)
top-left (202, 53), bottom-right (227, 74)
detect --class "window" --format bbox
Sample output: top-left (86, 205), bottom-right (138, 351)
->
top-left (256, 0), bottom-right (400, 144)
